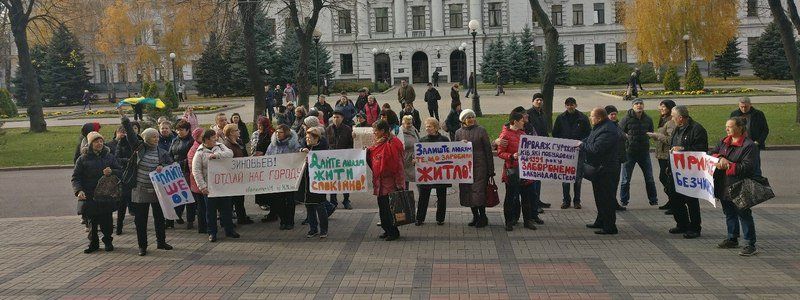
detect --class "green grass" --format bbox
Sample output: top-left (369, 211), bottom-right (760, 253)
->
top-left (478, 103), bottom-right (800, 146)
top-left (1, 103), bottom-right (798, 168)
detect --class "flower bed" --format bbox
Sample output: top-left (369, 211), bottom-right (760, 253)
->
top-left (605, 88), bottom-right (783, 98)
top-left (1, 110), bottom-right (80, 121)
top-left (57, 104), bottom-right (240, 120)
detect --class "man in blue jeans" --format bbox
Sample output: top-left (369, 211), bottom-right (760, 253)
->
top-left (552, 97), bottom-right (591, 209)
top-left (619, 99), bottom-right (658, 206)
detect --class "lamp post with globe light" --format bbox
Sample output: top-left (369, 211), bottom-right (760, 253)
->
top-left (468, 20), bottom-right (482, 117)
top-left (371, 48), bottom-right (379, 92)
top-left (313, 29), bottom-right (322, 100)
top-left (683, 33), bottom-right (691, 74)
top-left (169, 52), bottom-right (177, 102)
top-left (459, 42), bottom-right (467, 85)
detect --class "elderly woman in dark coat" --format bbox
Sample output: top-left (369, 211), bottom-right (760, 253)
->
top-left (710, 116), bottom-right (760, 256)
top-left (121, 115), bottom-right (174, 256)
top-left (167, 119), bottom-right (196, 229)
top-left (455, 109), bottom-right (495, 228)
top-left (72, 131), bottom-right (123, 253)
top-left (416, 118), bottom-right (452, 226)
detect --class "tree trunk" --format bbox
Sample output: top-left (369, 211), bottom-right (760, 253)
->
top-left (239, 1), bottom-right (266, 123)
top-left (7, 2), bottom-right (46, 132)
top-left (295, 35), bottom-right (311, 108)
top-left (767, 0), bottom-right (800, 123)
top-left (529, 0), bottom-right (559, 131)
top-left (786, 0), bottom-right (800, 35)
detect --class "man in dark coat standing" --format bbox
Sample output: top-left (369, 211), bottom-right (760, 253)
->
top-left (730, 97), bottom-right (767, 175)
top-left (582, 107), bottom-right (622, 234)
top-left (424, 82), bottom-right (442, 120)
top-left (397, 80), bottom-right (416, 106)
top-left (326, 110), bottom-right (355, 209)
top-left (552, 97), bottom-right (591, 209)
top-left (669, 105), bottom-right (708, 239)
top-left (619, 99), bottom-right (658, 206)
top-left (432, 70), bottom-right (440, 87)
top-left (526, 92), bottom-right (552, 209)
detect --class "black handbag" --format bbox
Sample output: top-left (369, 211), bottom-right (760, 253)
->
top-left (389, 190), bottom-right (416, 226)
top-left (121, 144), bottom-right (142, 189)
top-left (727, 176), bottom-right (775, 211)
top-left (582, 163), bottom-right (602, 182)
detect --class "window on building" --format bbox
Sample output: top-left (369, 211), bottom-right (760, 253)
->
top-left (594, 3), bottom-right (605, 24)
top-left (595, 44), bottom-right (606, 64)
top-left (449, 4), bottom-right (463, 28)
top-left (551, 5), bottom-right (563, 26)
top-left (616, 42), bottom-right (627, 63)
top-left (338, 10), bottom-right (352, 34)
top-left (614, 1), bottom-right (625, 23)
top-left (266, 18), bottom-right (276, 36)
top-left (412, 6), bottom-right (426, 30)
top-left (117, 63), bottom-right (127, 83)
top-left (574, 44), bottom-right (585, 66)
top-left (99, 64), bottom-right (108, 83)
top-left (747, 0), bottom-right (758, 17)
top-left (375, 8), bottom-right (389, 32)
top-left (573, 4), bottom-right (584, 26)
top-left (340, 54), bottom-right (353, 75)
top-left (488, 3), bottom-right (502, 27)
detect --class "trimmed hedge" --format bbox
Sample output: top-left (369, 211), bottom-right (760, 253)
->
top-left (322, 80), bottom-right (391, 94)
top-left (663, 67), bottom-right (681, 91)
top-left (0, 89), bottom-right (18, 118)
top-left (564, 63), bottom-right (658, 85)
top-left (685, 62), bottom-right (705, 91)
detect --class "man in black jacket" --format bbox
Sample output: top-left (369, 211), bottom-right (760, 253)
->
top-left (582, 107), bottom-right (622, 234)
top-left (730, 97), bottom-right (767, 175)
top-left (326, 110), bottom-right (354, 209)
top-left (669, 105), bottom-right (708, 239)
top-left (424, 82), bottom-right (442, 120)
top-left (552, 97), bottom-right (591, 209)
top-left (619, 99), bottom-right (658, 206)
top-left (526, 93), bottom-right (549, 137)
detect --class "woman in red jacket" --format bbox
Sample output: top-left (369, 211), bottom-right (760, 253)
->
top-left (367, 119), bottom-right (406, 241)
top-left (497, 112), bottom-right (539, 232)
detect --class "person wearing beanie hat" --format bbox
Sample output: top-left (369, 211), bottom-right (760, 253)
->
top-left (186, 126), bottom-right (208, 234)
top-left (605, 105), bottom-right (618, 115)
top-left (552, 98), bottom-right (591, 209)
top-left (72, 129), bottom-right (122, 253)
top-left (647, 99), bottom-right (679, 213)
top-left (619, 97), bottom-right (658, 207)
top-left (355, 112), bottom-right (369, 127)
top-left (604, 105), bottom-right (628, 212)
top-left (455, 108), bottom-right (495, 228)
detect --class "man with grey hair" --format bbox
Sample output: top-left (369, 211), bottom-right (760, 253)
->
top-left (668, 105), bottom-right (708, 239)
top-left (730, 97), bottom-right (767, 175)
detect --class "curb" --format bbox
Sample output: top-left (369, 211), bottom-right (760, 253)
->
top-left (4, 145), bottom-right (800, 172)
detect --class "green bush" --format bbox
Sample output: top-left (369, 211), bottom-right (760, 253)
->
top-left (565, 63), bottom-right (658, 85)
top-left (684, 62), bottom-right (705, 91)
top-left (325, 80), bottom-right (391, 94)
top-left (163, 82), bottom-right (179, 109)
top-left (0, 89), bottom-right (18, 117)
top-left (663, 67), bottom-right (681, 91)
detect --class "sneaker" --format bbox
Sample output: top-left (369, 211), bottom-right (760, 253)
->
top-left (717, 238), bottom-right (739, 249)
top-left (319, 233), bottom-right (328, 239)
top-left (306, 231), bottom-right (318, 238)
top-left (739, 245), bottom-right (758, 256)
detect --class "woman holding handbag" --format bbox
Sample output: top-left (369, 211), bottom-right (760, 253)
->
top-left (455, 109), bottom-right (495, 228)
top-left (497, 112), bottom-right (537, 231)
top-left (710, 117), bottom-right (759, 256)
top-left (367, 120), bottom-right (406, 241)
top-left (72, 131), bottom-right (123, 253)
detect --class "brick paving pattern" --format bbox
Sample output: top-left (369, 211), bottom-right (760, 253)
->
top-left (0, 206), bottom-right (799, 298)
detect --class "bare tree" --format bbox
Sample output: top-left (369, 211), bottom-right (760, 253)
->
top-left (766, 0), bottom-right (800, 123)
top-left (529, 0), bottom-right (559, 130)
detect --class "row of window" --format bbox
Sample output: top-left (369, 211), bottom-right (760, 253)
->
top-left (549, 2), bottom-right (620, 27)
top-left (573, 43), bottom-right (627, 65)
top-left (332, 3), bottom-right (504, 35)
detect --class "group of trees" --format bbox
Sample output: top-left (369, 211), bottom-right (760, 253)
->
top-left (480, 26), bottom-right (544, 84)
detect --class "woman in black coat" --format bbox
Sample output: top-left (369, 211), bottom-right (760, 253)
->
top-left (72, 131), bottom-right (123, 253)
top-left (231, 113), bottom-right (250, 145)
top-left (415, 118), bottom-right (452, 226)
top-left (167, 119), bottom-right (196, 229)
top-left (710, 117), bottom-right (759, 256)
top-left (450, 83), bottom-right (461, 110)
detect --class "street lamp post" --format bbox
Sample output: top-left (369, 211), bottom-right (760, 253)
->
top-left (169, 52), bottom-right (177, 101)
top-left (459, 42), bottom-right (467, 85)
top-left (468, 20), bottom-right (482, 117)
top-left (682, 33), bottom-right (690, 74)
top-left (313, 29), bottom-right (322, 100)
top-left (371, 48), bottom-right (379, 92)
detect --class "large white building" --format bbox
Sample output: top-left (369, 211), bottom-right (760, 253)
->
top-left (257, 0), bottom-right (773, 85)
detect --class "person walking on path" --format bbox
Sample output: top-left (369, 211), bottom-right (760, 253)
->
top-left (367, 120), bottom-right (406, 241)
top-left (730, 97), bottom-right (768, 176)
top-left (466, 72), bottom-right (475, 98)
top-left (193, 129), bottom-right (239, 242)
top-left (397, 79), bottom-right (416, 106)
top-left (450, 83), bottom-right (461, 110)
top-left (710, 116), bottom-right (760, 256)
top-left (455, 109), bottom-right (495, 228)
top-left (552, 97), bottom-right (591, 209)
top-left (265, 85), bottom-right (277, 119)
top-left (424, 82), bottom-right (442, 120)
top-left (82, 90), bottom-right (92, 110)
top-left (432, 70), bottom-right (440, 87)
top-left (669, 105), bottom-right (709, 239)
top-left (416, 118), bottom-right (451, 226)
top-left (583, 107), bottom-right (623, 235)
top-left (284, 83), bottom-right (297, 104)
top-left (626, 68), bottom-right (644, 99)
top-left (326, 110), bottom-right (354, 209)
top-left (72, 131), bottom-right (123, 253)
top-left (178, 82), bottom-right (186, 102)
top-left (619, 99), bottom-right (658, 206)
top-left (495, 71), bottom-right (505, 96)
top-left (646, 100), bottom-right (678, 213)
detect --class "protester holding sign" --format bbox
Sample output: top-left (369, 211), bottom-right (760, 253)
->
top-left (710, 117), bottom-right (759, 256)
top-left (192, 129), bottom-right (238, 242)
top-left (401, 115), bottom-right (420, 187)
top-left (326, 110), bottom-right (355, 209)
top-left (72, 131), bottom-right (123, 253)
top-left (301, 127), bottom-right (330, 238)
top-left (121, 115), bottom-right (174, 256)
top-left (498, 112), bottom-right (538, 231)
top-left (252, 117), bottom-right (277, 222)
top-left (415, 118), bottom-right (452, 226)
top-left (669, 105), bottom-right (709, 239)
top-left (222, 124), bottom-right (254, 225)
top-left (367, 120), bottom-right (406, 241)
top-left (186, 128), bottom-right (207, 234)
top-left (582, 108), bottom-right (622, 235)
top-left (167, 119), bottom-right (195, 229)
top-left (455, 109), bottom-right (495, 228)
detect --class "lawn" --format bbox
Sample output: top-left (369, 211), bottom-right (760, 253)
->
top-left (1, 103), bottom-right (798, 168)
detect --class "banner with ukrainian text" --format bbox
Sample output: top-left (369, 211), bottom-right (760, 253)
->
top-left (414, 142), bottom-right (473, 184)
top-left (517, 135), bottom-right (581, 183)
top-left (149, 163), bottom-right (194, 220)
top-left (670, 151), bottom-right (718, 207)
top-left (207, 153), bottom-right (307, 197)
top-left (308, 149), bottom-right (370, 194)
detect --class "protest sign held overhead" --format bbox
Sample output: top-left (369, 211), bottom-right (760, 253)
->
top-left (517, 135), bottom-right (581, 183)
top-left (670, 151), bottom-right (719, 207)
top-left (308, 149), bottom-right (370, 194)
top-left (149, 163), bottom-right (195, 220)
top-left (413, 142), bottom-right (473, 184)
top-left (207, 153), bottom-right (307, 197)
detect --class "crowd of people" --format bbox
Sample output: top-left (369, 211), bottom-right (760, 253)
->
top-left (71, 81), bottom-right (768, 257)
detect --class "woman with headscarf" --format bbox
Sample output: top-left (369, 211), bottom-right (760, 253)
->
top-left (455, 109), bottom-right (495, 228)
top-left (120, 114), bottom-right (174, 256)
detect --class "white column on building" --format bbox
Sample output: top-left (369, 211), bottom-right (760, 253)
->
top-left (469, 0), bottom-right (481, 25)
top-left (394, 0), bottom-right (407, 37)
top-left (431, 0), bottom-right (444, 36)
top-left (356, 0), bottom-right (369, 38)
